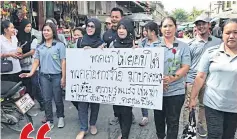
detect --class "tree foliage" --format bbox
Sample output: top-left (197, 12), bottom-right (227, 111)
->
top-left (168, 7), bottom-right (204, 23)
top-left (171, 8), bottom-right (188, 22)
top-left (188, 7), bottom-right (204, 21)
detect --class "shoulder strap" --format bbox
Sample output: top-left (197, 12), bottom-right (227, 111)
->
top-left (141, 38), bottom-right (147, 47)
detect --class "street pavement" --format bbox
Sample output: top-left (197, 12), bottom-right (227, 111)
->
top-left (1, 98), bottom-right (237, 139)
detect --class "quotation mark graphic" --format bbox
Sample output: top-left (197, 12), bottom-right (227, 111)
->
top-left (20, 123), bottom-right (51, 139)
top-left (20, 123), bottom-right (34, 139)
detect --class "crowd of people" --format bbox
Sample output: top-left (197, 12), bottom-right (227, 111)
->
top-left (1, 7), bottom-right (237, 139)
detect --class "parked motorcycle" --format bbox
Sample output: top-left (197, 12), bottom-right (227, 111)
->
top-left (1, 81), bottom-right (35, 132)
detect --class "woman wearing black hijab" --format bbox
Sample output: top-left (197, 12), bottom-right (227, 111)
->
top-left (76, 18), bottom-right (103, 139)
top-left (17, 19), bottom-right (44, 111)
top-left (77, 18), bottom-right (103, 48)
top-left (109, 18), bottom-right (135, 139)
top-left (17, 19), bottom-right (36, 98)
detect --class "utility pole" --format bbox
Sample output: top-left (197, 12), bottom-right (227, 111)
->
top-left (205, 2), bottom-right (212, 18)
top-left (46, 1), bottom-right (54, 18)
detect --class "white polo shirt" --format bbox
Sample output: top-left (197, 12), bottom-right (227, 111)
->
top-left (0, 35), bottom-right (21, 74)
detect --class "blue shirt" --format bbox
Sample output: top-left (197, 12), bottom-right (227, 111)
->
top-left (144, 37), bottom-right (191, 97)
top-left (198, 43), bottom-right (237, 113)
top-left (34, 40), bottom-right (66, 74)
top-left (138, 38), bottom-right (161, 48)
top-left (186, 36), bottom-right (222, 83)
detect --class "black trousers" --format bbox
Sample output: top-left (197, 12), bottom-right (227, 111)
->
top-left (114, 105), bottom-right (133, 139)
top-left (205, 106), bottom-right (237, 139)
top-left (154, 95), bottom-right (185, 139)
top-left (71, 101), bottom-right (78, 110)
top-left (113, 105), bottom-right (119, 117)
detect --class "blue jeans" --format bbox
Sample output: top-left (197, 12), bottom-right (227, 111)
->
top-left (141, 108), bottom-right (148, 117)
top-left (78, 102), bottom-right (100, 131)
top-left (32, 71), bottom-right (44, 105)
top-left (39, 73), bottom-right (64, 123)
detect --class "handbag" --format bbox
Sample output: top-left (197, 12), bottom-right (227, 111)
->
top-left (1, 58), bottom-right (13, 73)
top-left (20, 56), bottom-right (32, 67)
top-left (182, 109), bottom-right (197, 139)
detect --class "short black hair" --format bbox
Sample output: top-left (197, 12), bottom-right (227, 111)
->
top-left (73, 27), bottom-right (86, 35)
top-left (223, 18), bottom-right (237, 28)
top-left (222, 18), bottom-right (237, 33)
top-left (1, 20), bottom-right (12, 34)
top-left (161, 16), bottom-right (177, 27)
top-left (145, 21), bottom-right (159, 35)
top-left (111, 7), bottom-right (124, 16)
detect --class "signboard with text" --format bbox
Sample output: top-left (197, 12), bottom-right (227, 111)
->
top-left (66, 48), bottom-right (164, 110)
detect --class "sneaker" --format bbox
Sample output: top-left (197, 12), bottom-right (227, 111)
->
top-left (90, 126), bottom-right (98, 135)
top-left (76, 131), bottom-right (87, 139)
top-left (197, 124), bottom-right (207, 137)
top-left (117, 134), bottom-right (122, 139)
top-left (139, 117), bottom-right (149, 126)
top-left (57, 117), bottom-right (65, 128)
top-left (109, 117), bottom-right (119, 125)
top-left (46, 121), bottom-right (54, 129)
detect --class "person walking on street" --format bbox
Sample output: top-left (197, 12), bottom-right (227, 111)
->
top-left (184, 16), bottom-right (222, 138)
top-left (154, 16), bottom-right (191, 139)
top-left (109, 18), bottom-right (135, 139)
top-left (137, 21), bottom-right (161, 126)
top-left (17, 19), bottom-right (44, 110)
top-left (103, 7), bottom-right (123, 125)
top-left (76, 18), bottom-right (103, 139)
top-left (1, 20), bottom-right (22, 82)
top-left (189, 18), bottom-right (237, 139)
top-left (19, 22), bottom-right (66, 129)
top-left (103, 7), bottom-right (136, 125)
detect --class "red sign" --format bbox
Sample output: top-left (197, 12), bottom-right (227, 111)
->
top-left (20, 123), bottom-right (51, 139)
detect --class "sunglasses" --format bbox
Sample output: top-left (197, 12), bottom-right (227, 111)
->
top-left (87, 24), bottom-right (95, 28)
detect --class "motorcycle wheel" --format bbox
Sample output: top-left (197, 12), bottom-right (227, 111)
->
top-left (4, 109), bottom-right (33, 132)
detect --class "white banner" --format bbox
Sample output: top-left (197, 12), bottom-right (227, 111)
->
top-left (66, 48), bottom-right (164, 110)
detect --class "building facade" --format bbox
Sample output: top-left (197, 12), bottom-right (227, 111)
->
top-left (206, 1), bottom-right (237, 17)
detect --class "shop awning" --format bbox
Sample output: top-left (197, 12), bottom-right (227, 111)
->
top-left (116, 1), bottom-right (147, 13)
top-left (126, 13), bottom-right (153, 22)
